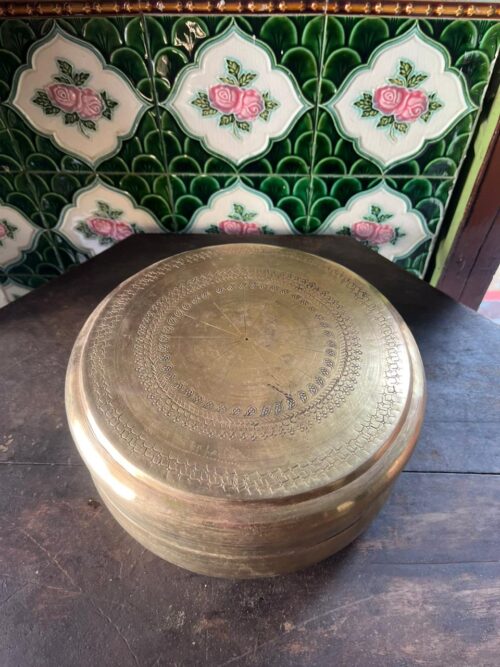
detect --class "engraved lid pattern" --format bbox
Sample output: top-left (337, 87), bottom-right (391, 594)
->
top-left (79, 246), bottom-right (412, 499)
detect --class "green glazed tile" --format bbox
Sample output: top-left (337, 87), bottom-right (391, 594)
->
top-left (148, 16), bottom-right (322, 173)
top-left (170, 173), bottom-right (307, 234)
top-left (4, 17), bottom-right (152, 169)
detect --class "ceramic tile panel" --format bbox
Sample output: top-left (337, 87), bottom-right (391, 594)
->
top-left (0, 14), bottom-right (498, 304)
top-left (147, 16), bottom-right (322, 174)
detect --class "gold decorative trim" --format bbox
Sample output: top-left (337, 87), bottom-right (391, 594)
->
top-left (0, 0), bottom-right (498, 18)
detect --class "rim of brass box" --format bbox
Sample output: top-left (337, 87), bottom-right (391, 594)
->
top-left (66, 244), bottom-right (426, 577)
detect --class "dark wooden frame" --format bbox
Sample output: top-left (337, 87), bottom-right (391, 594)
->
top-left (437, 119), bottom-right (500, 310)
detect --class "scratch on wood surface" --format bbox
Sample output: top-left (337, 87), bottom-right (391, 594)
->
top-left (219, 594), bottom-right (380, 665)
top-left (20, 528), bottom-right (80, 593)
top-left (87, 596), bottom-right (140, 667)
top-left (19, 526), bottom-right (140, 666)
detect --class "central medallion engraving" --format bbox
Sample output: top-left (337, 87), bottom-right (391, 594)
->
top-left (135, 266), bottom-right (361, 442)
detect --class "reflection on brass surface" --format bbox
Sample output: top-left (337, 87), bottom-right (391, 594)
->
top-left (66, 245), bottom-right (426, 577)
top-left (1, 1), bottom-right (498, 18)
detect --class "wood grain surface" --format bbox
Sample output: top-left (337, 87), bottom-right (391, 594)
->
top-left (1, 235), bottom-right (499, 666)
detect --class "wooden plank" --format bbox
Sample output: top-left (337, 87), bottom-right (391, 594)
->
top-left (0, 464), bottom-right (498, 666)
top-left (437, 122), bottom-right (500, 309)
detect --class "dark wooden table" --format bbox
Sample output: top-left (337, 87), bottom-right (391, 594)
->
top-left (1, 235), bottom-right (499, 667)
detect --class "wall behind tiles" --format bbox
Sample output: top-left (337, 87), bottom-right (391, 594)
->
top-left (0, 15), bottom-right (498, 306)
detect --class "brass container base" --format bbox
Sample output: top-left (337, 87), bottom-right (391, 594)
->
top-left (66, 245), bottom-right (426, 578)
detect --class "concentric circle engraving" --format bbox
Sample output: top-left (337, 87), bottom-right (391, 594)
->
top-left (82, 245), bottom-right (412, 498)
top-left (135, 266), bottom-right (361, 441)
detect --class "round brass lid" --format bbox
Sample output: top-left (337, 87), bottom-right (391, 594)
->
top-left (69, 245), bottom-right (415, 501)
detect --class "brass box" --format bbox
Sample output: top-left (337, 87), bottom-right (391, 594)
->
top-left (66, 244), bottom-right (426, 578)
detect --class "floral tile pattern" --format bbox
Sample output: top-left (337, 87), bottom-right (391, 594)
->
top-left (0, 15), bottom-right (498, 306)
top-left (328, 27), bottom-right (475, 170)
top-left (317, 183), bottom-right (431, 261)
top-left (167, 25), bottom-right (310, 165)
top-left (186, 182), bottom-right (296, 235)
top-left (57, 180), bottom-right (164, 256)
top-left (0, 205), bottom-right (39, 267)
top-left (8, 25), bottom-right (149, 166)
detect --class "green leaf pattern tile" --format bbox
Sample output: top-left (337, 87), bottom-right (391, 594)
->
top-left (166, 24), bottom-right (310, 166)
top-left (186, 181), bottom-right (297, 235)
top-left (316, 183), bottom-right (431, 262)
top-left (8, 25), bottom-right (150, 166)
top-left (56, 179), bottom-right (164, 256)
top-left (328, 27), bottom-right (475, 170)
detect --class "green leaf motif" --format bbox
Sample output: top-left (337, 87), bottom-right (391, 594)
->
top-left (226, 59), bottom-right (241, 78)
top-left (371, 205), bottom-right (381, 216)
top-left (399, 60), bottom-right (413, 80)
top-left (264, 98), bottom-right (279, 111)
top-left (408, 73), bottom-right (428, 88)
top-left (64, 112), bottom-right (79, 125)
top-left (219, 114), bottom-right (234, 127)
top-left (394, 122), bottom-right (409, 133)
top-left (191, 92), bottom-right (210, 109)
top-left (81, 119), bottom-right (97, 131)
top-left (219, 76), bottom-right (237, 85)
top-left (32, 90), bottom-right (53, 109)
top-left (57, 59), bottom-right (74, 79)
top-left (377, 115), bottom-right (393, 127)
top-left (73, 71), bottom-right (90, 86)
top-left (429, 100), bottom-right (443, 111)
top-left (202, 108), bottom-right (218, 117)
top-left (388, 77), bottom-right (405, 86)
top-left (260, 110), bottom-right (270, 121)
top-left (54, 76), bottom-right (73, 85)
top-left (236, 121), bottom-right (250, 132)
top-left (238, 71), bottom-right (257, 87)
top-left (420, 111), bottom-right (431, 123)
top-left (0, 219), bottom-right (17, 244)
top-left (232, 203), bottom-right (245, 217)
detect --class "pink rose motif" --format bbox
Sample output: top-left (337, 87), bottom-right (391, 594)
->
top-left (373, 85), bottom-right (408, 116)
top-left (394, 89), bottom-right (429, 123)
top-left (46, 83), bottom-right (81, 112)
top-left (218, 220), bottom-right (244, 234)
top-left (234, 89), bottom-right (264, 122)
top-left (76, 87), bottom-right (103, 120)
top-left (208, 85), bottom-right (243, 114)
top-left (87, 217), bottom-right (114, 238)
top-left (373, 224), bottom-right (395, 245)
top-left (351, 221), bottom-right (380, 244)
top-left (0, 224), bottom-right (6, 239)
top-left (242, 222), bottom-right (261, 235)
top-left (111, 221), bottom-right (134, 241)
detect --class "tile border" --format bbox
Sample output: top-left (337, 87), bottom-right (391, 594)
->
top-left (0, 2), bottom-right (498, 19)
